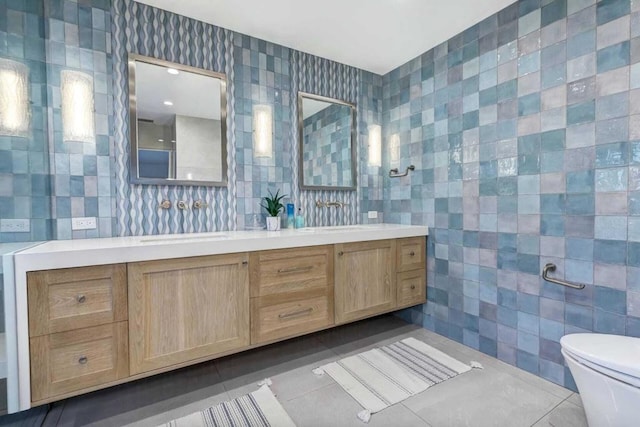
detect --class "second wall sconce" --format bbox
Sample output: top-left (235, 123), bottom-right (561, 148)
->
top-left (368, 124), bottom-right (381, 167)
top-left (61, 70), bottom-right (96, 143)
top-left (252, 104), bottom-right (273, 158)
top-left (0, 58), bottom-right (30, 138)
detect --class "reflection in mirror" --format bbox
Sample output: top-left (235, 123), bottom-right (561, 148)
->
top-left (128, 54), bottom-right (227, 186)
top-left (298, 92), bottom-right (356, 190)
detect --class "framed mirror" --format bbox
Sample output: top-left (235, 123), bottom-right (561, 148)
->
top-left (128, 54), bottom-right (227, 186)
top-left (298, 92), bottom-right (356, 190)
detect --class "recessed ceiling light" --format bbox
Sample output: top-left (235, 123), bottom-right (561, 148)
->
top-left (158, 139), bottom-right (164, 142)
top-left (163, 100), bottom-right (173, 106)
top-left (167, 68), bottom-right (179, 75)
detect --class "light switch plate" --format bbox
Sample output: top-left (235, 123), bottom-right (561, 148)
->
top-left (367, 211), bottom-right (378, 219)
top-left (0, 219), bottom-right (30, 233)
top-left (72, 217), bottom-right (97, 230)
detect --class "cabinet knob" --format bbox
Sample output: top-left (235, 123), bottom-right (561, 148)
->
top-left (242, 260), bottom-right (248, 266)
top-left (338, 251), bottom-right (344, 256)
top-left (409, 251), bottom-right (416, 257)
top-left (410, 285), bottom-right (416, 290)
top-left (77, 295), bottom-right (86, 303)
top-left (78, 356), bottom-right (88, 365)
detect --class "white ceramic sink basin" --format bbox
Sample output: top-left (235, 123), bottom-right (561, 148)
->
top-left (139, 233), bottom-right (228, 243)
top-left (296, 226), bottom-right (367, 232)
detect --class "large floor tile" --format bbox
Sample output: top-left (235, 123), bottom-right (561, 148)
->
top-left (533, 398), bottom-right (588, 427)
top-left (404, 367), bottom-right (564, 427)
top-left (281, 383), bottom-right (431, 427)
top-left (52, 360), bottom-right (225, 427)
top-left (216, 335), bottom-right (339, 400)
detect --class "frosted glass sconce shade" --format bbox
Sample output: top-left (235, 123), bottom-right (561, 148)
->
top-left (0, 59), bottom-right (30, 137)
top-left (368, 124), bottom-right (381, 167)
top-left (389, 134), bottom-right (400, 163)
top-left (252, 104), bottom-right (273, 158)
top-left (61, 70), bottom-right (96, 143)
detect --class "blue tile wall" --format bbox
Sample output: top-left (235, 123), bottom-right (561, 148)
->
top-left (392, 0), bottom-right (640, 389)
top-left (45, 0), bottom-right (115, 239)
top-left (0, 1), bottom-right (51, 244)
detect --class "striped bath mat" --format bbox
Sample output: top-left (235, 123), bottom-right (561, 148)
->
top-left (159, 384), bottom-right (295, 427)
top-left (314, 337), bottom-right (472, 422)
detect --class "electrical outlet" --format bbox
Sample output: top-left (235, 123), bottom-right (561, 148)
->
top-left (71, 217), bottom-right (97, 230)
top-left (367, 211), bottom-right (378, 219)
top-left (0, 219), bottom-right (30, 233)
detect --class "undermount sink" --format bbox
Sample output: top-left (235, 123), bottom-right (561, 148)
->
top-left (139, 233), bottom-right (228, 243)
top-left (296, 226), bottom-right (367, 232)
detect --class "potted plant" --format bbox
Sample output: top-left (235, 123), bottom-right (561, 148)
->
top-left (261, 189), bottom-right (287, 231)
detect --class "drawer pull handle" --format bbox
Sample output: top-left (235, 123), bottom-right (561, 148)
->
top-left (279, 307), bottom-right (313, 319)
top-left (77, 295), bottom-right (86, 303)
top-left (409, 251), bottom-right (416, 257)
top-left (410, 285), bottom-right (416, 290)
top-left (338, 251), bottom-right (344, 256)
top-left (277, 266), bottom-right (312, 274)
top-left (78, 356), bottom-right (88, 365)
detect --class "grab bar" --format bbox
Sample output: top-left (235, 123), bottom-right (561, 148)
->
top-left (389, 165), bottom-right (415, 178)
top-left (542, 263), bottom-right (585, 290)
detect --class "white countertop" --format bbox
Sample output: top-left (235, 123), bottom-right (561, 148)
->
top-left (14, 223), bottom-right (428, 272)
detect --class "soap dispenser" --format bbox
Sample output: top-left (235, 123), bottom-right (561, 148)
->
top-left (295, 208), bottom-right (305, 229)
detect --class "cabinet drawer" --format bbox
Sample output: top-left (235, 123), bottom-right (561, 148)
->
top-left (397, 270), bottom-right (426, 308)
top-left (30, 322), bottom-right (129, 403)
top-left (250, 246), bottom-right (333, 297)
top-left (251, 287), bottom-right (334, 344)
top-left (28, 264), bottom-right (127, 336)
top-left (397, 237), bottom-right (425, 272)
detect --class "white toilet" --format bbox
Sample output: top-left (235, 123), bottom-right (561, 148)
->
top-left (560, 333), bottom-right (640, 427)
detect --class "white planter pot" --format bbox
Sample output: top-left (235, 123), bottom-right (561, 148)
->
top-left (266, 216), bottom-right (281, 231)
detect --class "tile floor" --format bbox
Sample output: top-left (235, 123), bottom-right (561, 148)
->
top-left (0, 315), bottom-right (587, 426)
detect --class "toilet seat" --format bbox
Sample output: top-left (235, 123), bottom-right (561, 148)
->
top-left (560, 334), bottom-right (640, 388)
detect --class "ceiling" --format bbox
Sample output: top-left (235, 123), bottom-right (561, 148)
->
top-left (137, 0), bottom-right (518, 75)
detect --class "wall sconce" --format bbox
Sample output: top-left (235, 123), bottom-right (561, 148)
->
top-left (368, 124), bottom-right (381, 167)
top-left (252, 104), bottom-right (273, 158)
top-left (0, 59), bottom-right (30, 137)
top-left (61, 70), bottom-right (95, 143)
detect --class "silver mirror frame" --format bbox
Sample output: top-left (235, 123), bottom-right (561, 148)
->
top-left (128, 53), bottom-right (228, 187)
top-left (297, 92), bottom-right (357, 191)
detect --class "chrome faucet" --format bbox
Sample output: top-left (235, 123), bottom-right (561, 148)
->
top-left (316, 200), bottom-right (349, 208)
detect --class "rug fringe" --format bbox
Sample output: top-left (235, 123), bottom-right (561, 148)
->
top-left (312, 367), bottom-right (325, 376)
top-left (257, 378), bottom-right (273, 387)
top-left (357, 409), bottom-right (371, 423)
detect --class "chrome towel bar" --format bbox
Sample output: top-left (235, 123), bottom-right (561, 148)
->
top-left (542, 263), bottom-right (585, 290)
top-left (389, 165), bottom-right (415, 178)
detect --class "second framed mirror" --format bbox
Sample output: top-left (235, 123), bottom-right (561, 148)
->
top-left (298, 92), bottom-right (356, 191)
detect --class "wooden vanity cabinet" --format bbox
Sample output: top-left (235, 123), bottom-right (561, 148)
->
top-left (396, 237), bottom-right (427, 308)
top-left (128, 254), bottom-right (250, 375)
top-left (334, 239), bottom-right (397, 324)
top-left (249, 246), bottom-right (334, 344)
top-left (27, 264), bottom-right (129, 404)
top-left (25, 235), bottom-right (427, 406)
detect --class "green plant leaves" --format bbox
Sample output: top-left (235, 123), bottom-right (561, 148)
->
top-left (261, 189), bottom-right (287, 217)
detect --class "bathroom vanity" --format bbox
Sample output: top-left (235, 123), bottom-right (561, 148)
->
top-left (5, 224), bottom-right (427, 411)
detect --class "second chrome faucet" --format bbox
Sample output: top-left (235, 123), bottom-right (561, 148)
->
top-left (316, 200), bottom-right (349, 208)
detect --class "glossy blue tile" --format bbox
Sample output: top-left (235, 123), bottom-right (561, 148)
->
top-left (594, 239), bottom-right (627, 264)
top-left (597, 41), bottom-right (630, 73)
top-left (596, 0), bottom-right (630, 26)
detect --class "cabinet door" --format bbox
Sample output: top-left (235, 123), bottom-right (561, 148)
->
top-left (28, 264), bottom-right (127, 336)
top-left (30, 322), bottom-right (129, 403)
top-left (334, 240), bottom-right (396, 324)
top-left (128, 254), bottom-right (250, 375)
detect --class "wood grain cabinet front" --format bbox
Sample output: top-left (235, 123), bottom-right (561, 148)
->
top-left (249, 246), bottom-right (334, 344)
top-left (334, 240), bottom-right (397, 324)
top-left (27, 264), bottom-right (127, 337)
top-left (30, 322), bottom-right (129, 404)
top-left (128, 254), bottom-right (250, 375)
